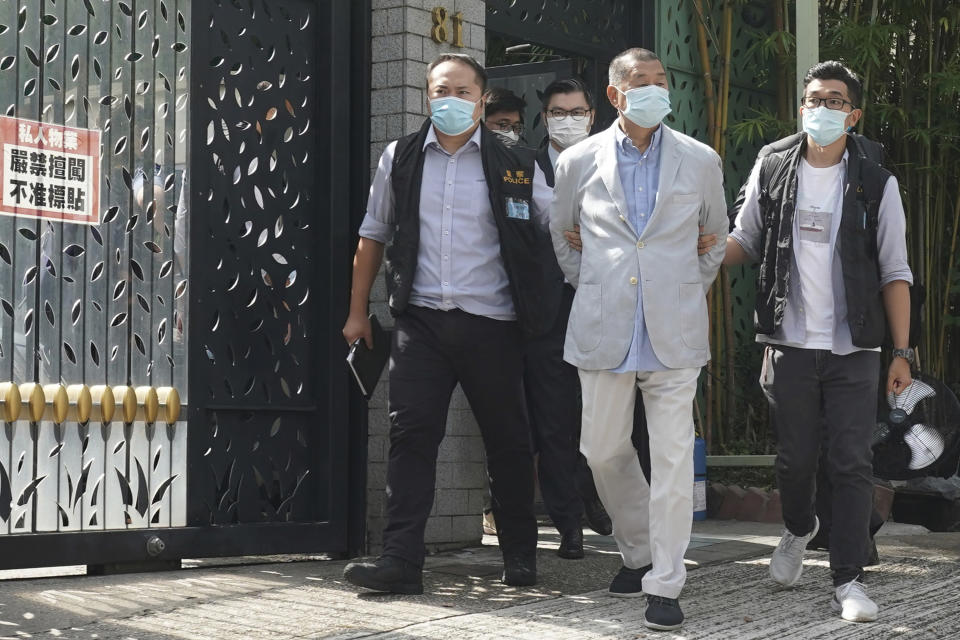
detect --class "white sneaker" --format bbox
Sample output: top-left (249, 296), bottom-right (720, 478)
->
top-left (832, 579), bottom-right (878, 622)
top-left (482, 510), bottom-right (497, 536)
top-left (769, 516), bottom-right (819, 587)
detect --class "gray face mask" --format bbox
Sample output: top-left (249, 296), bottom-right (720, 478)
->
top-left (493, 129), bottom-right (519, 146)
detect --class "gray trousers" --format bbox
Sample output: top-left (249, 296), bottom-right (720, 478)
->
top-left (761, 345), bottom-right (880, 586)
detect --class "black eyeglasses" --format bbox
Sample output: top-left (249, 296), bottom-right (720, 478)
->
top-left (545, 108), bottom-right (592, 121)
top-left (490, 120), bottom-right (524, 135)
top-left (801, 96), bottom-right (856, 111)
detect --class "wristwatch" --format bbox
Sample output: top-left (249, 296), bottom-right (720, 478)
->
top-left (891, 347), bottom-right (915, 365)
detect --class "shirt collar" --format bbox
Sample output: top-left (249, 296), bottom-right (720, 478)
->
top-left (423, 122), bottom-right (483, 152)
top-left (616, 122), bottom-right (662, 156)
top-left (801, 148), bottom-right (850, 171)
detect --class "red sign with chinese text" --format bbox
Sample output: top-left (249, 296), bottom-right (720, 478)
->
top-left (0, 115), bottom-right (101, 225)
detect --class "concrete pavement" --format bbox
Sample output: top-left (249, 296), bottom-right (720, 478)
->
top-left (0, 520), bottom-right (956, 639)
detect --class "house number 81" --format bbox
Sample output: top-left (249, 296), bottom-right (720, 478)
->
top-left (430, 7), bottom-right (464, 48)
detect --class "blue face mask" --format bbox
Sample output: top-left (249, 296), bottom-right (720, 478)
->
top-left (616, 85), bottom-right (672, 128)
top-left (802, 106), bottom-right (849, 147)
top-left (429, 96), bottom-right (479, 136)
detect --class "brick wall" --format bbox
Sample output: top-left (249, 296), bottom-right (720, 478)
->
top-left (365, 0), bottom-right (488, 556)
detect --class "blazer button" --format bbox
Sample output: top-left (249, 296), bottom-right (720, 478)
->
top-left (630, 277), bottom-right (638, 285)
top-left (637, 241), bottom-right (645, 248)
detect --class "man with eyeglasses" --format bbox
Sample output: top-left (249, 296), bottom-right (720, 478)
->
top-left (539, 79), bottom-right (595, 180)
top-left (504, 78), bottom-right (604, 560)
top-left (725, 61), bottom-right (913, 622)
top-left (538, 80), bottom-right (615, 544)
top-left (484, 86), bottom-right (526, 147)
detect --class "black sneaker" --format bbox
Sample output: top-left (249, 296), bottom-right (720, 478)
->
top-left (583, 497), bottom-right (613, 536)
top-left (502, 554), bottom-right (537, 586)
top-left (608, 563), bottom-right (651, 598)
top-left (343, 555), bottom-right (423, 595)
top-left (644, 594), bottom-right (684, 631)
top-left (557, 528), bottom-right (584, 560)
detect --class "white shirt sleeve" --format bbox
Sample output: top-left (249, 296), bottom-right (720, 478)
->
top-left (548, 152), bottom-right (581, 287)
top-left (729, 158), bottom-right (765, 262)
top-left (876, 175), bottom-right (913, 287)
top-left (531, 162), bottom-right (552, 232)
top-left (357, 141), bottom-right (398, 244)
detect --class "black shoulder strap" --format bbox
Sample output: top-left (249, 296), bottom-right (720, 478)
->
top-left (535, 138), bottom-right (555, 189)
top-left (757, 153), bottom-right (782, 223)
top-left (391, 119), bottom-right (432, 174)
top-left (851, 133), bottom-right (885, 166)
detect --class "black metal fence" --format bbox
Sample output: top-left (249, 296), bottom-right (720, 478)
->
top-left (0, 0), bottom-right (368, 569)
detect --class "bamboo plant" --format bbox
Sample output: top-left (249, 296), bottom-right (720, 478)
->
top-left (726, 0), bottom-right (960, 451)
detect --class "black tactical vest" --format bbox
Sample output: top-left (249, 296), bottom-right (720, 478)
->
top-left (755, 134), bottom-right (891, 348)
top-left (385, 119), bottom-right (557, 337)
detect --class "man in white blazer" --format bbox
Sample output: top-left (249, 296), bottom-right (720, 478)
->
top-left (549, 48), bottom-right (727, 631)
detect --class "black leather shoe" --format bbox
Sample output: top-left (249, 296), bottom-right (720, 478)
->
top-left (608, 563), bottom-right (651, 598)
top-left (557, 528), bottom-right (584, 559)
top-left (644, 594), bottom-right (684, 631)
top-left (502, 555), bottom-right (537, 586)
top-left (583, 497), bottom-right (613, 536)
top-left (343, 555), bottom-right (423, 595)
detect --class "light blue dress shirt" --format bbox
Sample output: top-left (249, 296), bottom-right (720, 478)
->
top-left (358, 125), bottom-right (553, 321)
top-left (611, 124), bottom-right (668, 373)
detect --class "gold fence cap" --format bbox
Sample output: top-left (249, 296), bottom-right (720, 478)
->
top-left (112, 386), bottom-right (137, 424)
top-left (88, 385), bottom-right (115, 423)
top-left (42, 384), bottom-right (69, 423)
top-left (66, 384), bottom-right (93, 423)
top-left (156, 387), bottom-right (182, 424)
top-left (17, 383), bottom-right (45, 422)
top-left (0, 382), bottom-right (21, 422)
top-left (135, 386), bottom-right (159, 423)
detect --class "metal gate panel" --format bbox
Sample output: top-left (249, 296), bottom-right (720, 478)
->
top-left (0, 1), bottom-right (13, 383)
top-left (0, 0), bottom-right (191, 539)
top-left (485, 0), bottom-right (649, 60)
top-left (0, 0), bottom-right (361, 567)
top-left (187, 0), bottom-right (333, 529)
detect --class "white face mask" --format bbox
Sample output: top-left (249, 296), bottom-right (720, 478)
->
top-left (493, 129), bottom-right (519, 145)
top-left (616, 85), bottom-right (671, 128)
top-left (547, 117), bottom-right (592, 149)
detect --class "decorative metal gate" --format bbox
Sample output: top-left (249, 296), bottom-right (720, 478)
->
top-left (485, 0), bottom-right (654, 129)
top-left (0, 0), bottom-right (366, 569)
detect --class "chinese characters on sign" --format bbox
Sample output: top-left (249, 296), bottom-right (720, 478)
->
top-left (0, 115), bottom-right (101, 225)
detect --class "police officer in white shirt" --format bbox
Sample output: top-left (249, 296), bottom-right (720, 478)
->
top-left (342, 53), bottom-right (555, 595)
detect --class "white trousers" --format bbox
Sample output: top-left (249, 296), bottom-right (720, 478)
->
top-left (578, 366), bottom-right (700, 599)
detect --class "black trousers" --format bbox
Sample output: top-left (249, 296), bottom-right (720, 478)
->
top-left (523, 284), bottom-right (583, 534)
top-left (382, 306), bottom-right (537, 567)
top-left (762, 345), bottom-right (880, 586)
top-left (814, 434), bottom-right (886, 545)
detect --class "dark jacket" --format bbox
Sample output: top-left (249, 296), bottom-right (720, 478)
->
top-left (536, 136), bottom-right (556, 188)
top-left (728, 132), bottom-right (883, 231)
top-left (385, 119), bottom-right (558, 337)
top-left (751, 134), bottom-right (891, 348)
